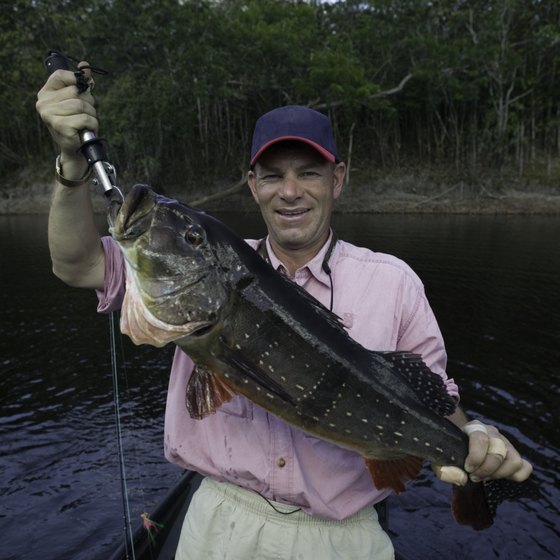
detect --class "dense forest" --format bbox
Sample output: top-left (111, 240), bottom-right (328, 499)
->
top-left (2, 0), bottom-right (560, 197)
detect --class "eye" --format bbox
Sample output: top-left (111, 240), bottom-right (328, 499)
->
top-left (185, 225), bottom-right (205, 246)
top-left (261, 174), bottom-right (281, 182)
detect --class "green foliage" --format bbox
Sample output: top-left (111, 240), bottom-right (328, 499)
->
top-left (3, 0), bottom-right (560, 189)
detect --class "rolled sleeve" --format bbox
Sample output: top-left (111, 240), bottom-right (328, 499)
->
top-left (95, 236), bottom-right (126, 314)
top-left (397, 285), bottom-right (460, 400)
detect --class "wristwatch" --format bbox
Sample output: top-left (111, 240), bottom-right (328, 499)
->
top-left (55, 155), bottom-right (92, 187)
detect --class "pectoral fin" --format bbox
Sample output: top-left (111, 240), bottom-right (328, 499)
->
top-left (186, 365), bottom-right (237, 419)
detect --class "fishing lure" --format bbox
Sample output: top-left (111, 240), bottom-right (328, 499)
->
top-left (141, 512), bottom-right (164, 545)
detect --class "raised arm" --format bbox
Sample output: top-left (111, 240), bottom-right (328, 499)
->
top-left (36, 67), bottom-right (105, 290)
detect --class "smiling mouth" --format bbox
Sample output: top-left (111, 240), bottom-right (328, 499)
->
top-left (277, 209), bottom-right (310, 217)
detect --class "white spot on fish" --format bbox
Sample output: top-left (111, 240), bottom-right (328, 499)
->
top-left (268, 365), bottom-right (275, 372)
top-left (346, 412), bottom-right (352, 417)
top-left (413, 437), bottom-right (419, 442)
top-left (328, 423), bottom-right (336, 428)
top-left (244, 333), bottom-right (250, 339)
top-left (361, 418), bottom-right (368, 423)
top-left (425, 442), bottom-right (431, 447)
top-left (235, 344), bottom-right (241, 350)
top-left (266, 393), bottom-right (274, 399)
top-left (296, 384), bottom-right (305, 391)
top-left (281, 376), bottom-right (287, 382)
top-left (394, 431), bottom-right (403, 437)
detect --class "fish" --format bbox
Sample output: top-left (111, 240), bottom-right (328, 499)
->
top-left (110, 183), bottom-right (520, 530)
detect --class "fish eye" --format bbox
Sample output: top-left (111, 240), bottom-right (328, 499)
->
top-left (185, 225), bottom-right (205, 246)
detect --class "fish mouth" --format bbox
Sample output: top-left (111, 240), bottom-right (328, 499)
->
top-left (111, 184), bottom-right (156, 240)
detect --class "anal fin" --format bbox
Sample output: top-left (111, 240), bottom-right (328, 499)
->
top-left (186, 365), bottom-right (237, 419)
top-left (365, 456), bottom-right (423, 493)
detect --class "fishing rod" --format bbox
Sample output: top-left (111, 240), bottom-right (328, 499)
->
top-left (44, 50), bottom-right (134, 559)
top-left (44, 49), bottom-right (124, 223)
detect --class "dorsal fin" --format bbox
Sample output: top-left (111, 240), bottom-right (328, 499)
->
top-left (379, 351), bottom-right (457, 418)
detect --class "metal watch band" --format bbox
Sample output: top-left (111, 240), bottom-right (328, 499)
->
top-left (55, 154), bottom-right (92, 188)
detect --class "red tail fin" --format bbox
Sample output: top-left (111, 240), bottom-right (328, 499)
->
top-left (451, 482), bottom-right (493, 530)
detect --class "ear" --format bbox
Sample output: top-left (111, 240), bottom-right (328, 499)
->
top-left (247, 171), bottom-right (260, 205)
top-left (332, 162), bottom-right (346, 200)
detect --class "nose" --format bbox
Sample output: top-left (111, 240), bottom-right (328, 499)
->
top-left (279, 174), bottom-right (302, 201)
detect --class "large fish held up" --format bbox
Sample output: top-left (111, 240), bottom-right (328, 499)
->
top-left (110, 184), bottom-right (523, 530)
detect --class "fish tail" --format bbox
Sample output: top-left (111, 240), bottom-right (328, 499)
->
top-left (451, 481), bottom-right (494, 530)
top-left (452, 478), bottom-right (529, 530)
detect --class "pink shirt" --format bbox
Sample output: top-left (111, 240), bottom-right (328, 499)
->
top-left (97, 233), bottom-right (458, 520)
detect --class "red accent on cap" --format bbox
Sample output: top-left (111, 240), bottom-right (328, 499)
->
top-left (250, 135), bottom-right (336, 166)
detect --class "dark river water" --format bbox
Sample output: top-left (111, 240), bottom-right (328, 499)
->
top-left (1, 211), bottom-right (559, 560)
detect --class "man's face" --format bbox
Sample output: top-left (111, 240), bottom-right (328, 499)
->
top-left (248, 142), bottom-right (345, 257)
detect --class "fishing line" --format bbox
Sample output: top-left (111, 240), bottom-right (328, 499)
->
top-left (110, 310), bottom-right (136, 560)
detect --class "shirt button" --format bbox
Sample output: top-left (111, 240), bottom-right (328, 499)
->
top-left (276, 457), bottom-right (286, 468)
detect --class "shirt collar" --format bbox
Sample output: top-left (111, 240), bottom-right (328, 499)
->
top-left (264, 230), bottom-right (337, 287)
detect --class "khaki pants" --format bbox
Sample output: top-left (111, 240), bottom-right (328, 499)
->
top-left (175, 478), bottom-right (395, 560)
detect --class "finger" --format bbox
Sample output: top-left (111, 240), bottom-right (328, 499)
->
top-left (40, 69), bottom-right (82, 94)
top-left (462, 421), bottom-right (491, 473)
top-left (510, 459), bottom-right (533, 482)
top-left (462, 421), bottom-right (488, 437)
top-left (41, 97), bottom-right (98, 120)
top-left (487, 437), bottom-right (508, 460)
top-left (77, 61), bottom-right (95, 91)
top-left (432, 464), bottom-right (468, 486)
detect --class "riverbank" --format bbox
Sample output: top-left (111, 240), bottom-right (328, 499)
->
top-left (2, 171), bottom-right (560, 215)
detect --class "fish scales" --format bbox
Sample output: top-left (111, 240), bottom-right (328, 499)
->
top-left (111, 184), bottom-right (523, 530)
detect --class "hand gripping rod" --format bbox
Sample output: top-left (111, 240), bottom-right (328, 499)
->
top-left (44, 50), bottom-right (123, 216)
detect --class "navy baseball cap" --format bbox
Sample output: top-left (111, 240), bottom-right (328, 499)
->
top-left (250, 105), bottom-right (340, 166)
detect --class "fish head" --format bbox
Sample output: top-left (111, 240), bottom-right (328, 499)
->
top-left (110, 184), bottom-right (230, 342)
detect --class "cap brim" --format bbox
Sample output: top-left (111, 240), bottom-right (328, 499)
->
top-left (250, 136), bottom-right (336, 166)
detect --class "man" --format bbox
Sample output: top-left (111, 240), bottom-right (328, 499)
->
top-left (37, 69), bottom-right (531, 559)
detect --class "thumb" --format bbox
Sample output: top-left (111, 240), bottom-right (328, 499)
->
top-left (432, 464), bottom-right (468, 486)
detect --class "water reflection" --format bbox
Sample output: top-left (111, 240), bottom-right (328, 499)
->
top-left (1, 213), bottom-right (559, 559)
